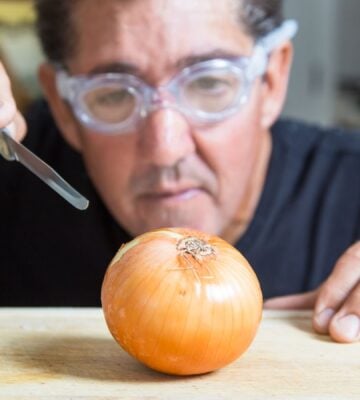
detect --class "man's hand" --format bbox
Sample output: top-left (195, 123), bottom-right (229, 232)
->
top-left (264, 241), bottom-right (360, 343)
top-left (0, 62), bottom-right (26, 140)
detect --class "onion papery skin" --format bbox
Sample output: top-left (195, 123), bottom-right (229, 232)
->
top-left (101, 228), bottom-right (263, 376)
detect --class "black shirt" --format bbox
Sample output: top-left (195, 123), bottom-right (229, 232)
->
top-left (1, 100), bottom-right (360, 306)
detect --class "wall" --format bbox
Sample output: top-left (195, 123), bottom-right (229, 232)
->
top-left (336, 0), bottom-right (360, 79)
top-left (0, 1), bottom-right (35, 24)
top-left (282, 0), bottom-right (338, 126)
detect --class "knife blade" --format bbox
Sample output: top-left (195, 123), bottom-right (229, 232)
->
top-left (0, 128), bottom-right (89, 210)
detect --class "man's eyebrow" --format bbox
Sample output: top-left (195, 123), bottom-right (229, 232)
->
top-left (175, 50), bottom-right (242, 68)
top-left (87, 50), bottom-right (241, 76)
top-left (88, 62), bottom-right (140, 75)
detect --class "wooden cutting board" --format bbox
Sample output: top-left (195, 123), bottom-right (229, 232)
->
top-left (0, 308), bottom-right (359, 399)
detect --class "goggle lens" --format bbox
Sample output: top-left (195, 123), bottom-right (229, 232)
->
top-left (182, 70), bottom-right (242, 114)
top-left (79, 68), bottom-right (244, 126)
top-left (82, 84), bottom-right (137, 124)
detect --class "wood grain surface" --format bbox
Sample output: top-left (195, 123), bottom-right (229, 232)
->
top-left (0, 308), bottom-right (359, 399)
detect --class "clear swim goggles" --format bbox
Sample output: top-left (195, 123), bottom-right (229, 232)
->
top-left (56, 20), bottom-right (298, 135)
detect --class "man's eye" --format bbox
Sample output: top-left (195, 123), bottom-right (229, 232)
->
top-left (95, 89), bottom-right (132, 106)
top-left (191, 77), bottom-right (229, 93)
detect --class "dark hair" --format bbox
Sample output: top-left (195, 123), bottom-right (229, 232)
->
top-left (34, 0), bottom-right (283, 65)
top-left (240, 0), bottom-right (283, 38)
top-left (34, 0), bottom-right (76, 65)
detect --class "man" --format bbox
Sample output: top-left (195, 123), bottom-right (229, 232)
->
top-left (0, 0), bottom-right (359, 343)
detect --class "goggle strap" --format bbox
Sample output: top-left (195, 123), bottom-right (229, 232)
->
top-left (56, 70), bottom-right (72, 101)
top-left (259, 19), bottom-right (298, 54)
top-left (247, 46), bottom-right (267, 80)
top-left (247, 19), bottom-right (298, 81)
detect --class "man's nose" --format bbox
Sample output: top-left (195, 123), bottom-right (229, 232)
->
top-left (139, 108), bottom-right (196, 167)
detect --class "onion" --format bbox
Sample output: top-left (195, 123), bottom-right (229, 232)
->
top-left (101, 228), bottom-right (262, 376)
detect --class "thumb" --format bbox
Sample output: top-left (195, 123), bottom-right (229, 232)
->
top-left (6, 111), bottom-right (27, 142)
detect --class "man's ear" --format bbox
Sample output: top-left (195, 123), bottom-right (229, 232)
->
top-left (38, 63), bottom-right (83, 151)
top-left (260, 41), bottom-right (293, 129)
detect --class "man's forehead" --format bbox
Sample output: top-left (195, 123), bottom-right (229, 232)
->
top-left (70, 0), bottom-right (250, 75)
top-left (152, 0), bottom-right (240, 18)
top-left (73, 0), bottom-right (242, 29)
top-left (110, 0), bottom-right (240, 15)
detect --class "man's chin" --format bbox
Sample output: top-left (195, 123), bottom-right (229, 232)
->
top-left (131, 191), bottom-right (221, 235)
top-left (137, 208), bottom-right (219, 235)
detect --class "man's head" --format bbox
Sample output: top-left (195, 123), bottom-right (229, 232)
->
top-left (34, 0), bottom-right (293, 242)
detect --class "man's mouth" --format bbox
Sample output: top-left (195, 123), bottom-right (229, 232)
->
top-left (140, 187), bottom-right (204, 204)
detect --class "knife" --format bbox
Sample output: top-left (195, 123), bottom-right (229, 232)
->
top-left (0, 128), bottom-right (89, 210)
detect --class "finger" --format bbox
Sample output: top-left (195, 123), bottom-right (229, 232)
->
top-left (313, 241), bottom-right (360, 335)
top-left (0, 63), bottom-right (27, 141)
top-left (328, 283), bottom-right (360, 343)
top-left (12, 111), bottom-right (27, 141)
top-left (264, 290), bottom-right (317, 310)
top-left (0, 62), bottom-right (17, 126)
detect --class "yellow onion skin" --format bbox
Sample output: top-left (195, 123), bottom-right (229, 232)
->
top-left (101, 228), bottom-right (263, 376)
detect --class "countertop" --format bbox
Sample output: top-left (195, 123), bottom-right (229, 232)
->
top-left (0, 308), bottom-right (359, 399)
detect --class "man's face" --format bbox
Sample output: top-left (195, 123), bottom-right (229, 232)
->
top-left (63, 0), bottom-right (273, 239)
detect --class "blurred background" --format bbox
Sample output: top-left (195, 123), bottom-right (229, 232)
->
top-left (283, 0), bottom-right (360, 129)
top-left (0, 0), bottom-right (42, 112)
top-left (0, 0), bottom-right (359, 130)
